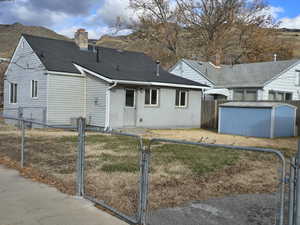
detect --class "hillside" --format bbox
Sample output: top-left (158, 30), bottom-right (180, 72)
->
top-left (0, 23), bottom-right (70, 58)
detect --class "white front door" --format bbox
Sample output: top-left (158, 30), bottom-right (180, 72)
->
top-left (123, 89), bottom-right (136, 127)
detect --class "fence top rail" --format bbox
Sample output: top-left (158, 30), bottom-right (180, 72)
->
top-left (148, 137), bottom-right (285, 160)
top-left (0, 115), bottom-right (77, 130)
top-left (86, 127), bottom-right (144, 148)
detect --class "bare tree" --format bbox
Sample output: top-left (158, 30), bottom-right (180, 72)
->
top-left (129, 0), bottom-right (181, 58)
top-left (176, 0), bottom-right (289, 63)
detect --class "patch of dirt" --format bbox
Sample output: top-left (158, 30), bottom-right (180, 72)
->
top-left (144, 129), bottom-right (297, 156)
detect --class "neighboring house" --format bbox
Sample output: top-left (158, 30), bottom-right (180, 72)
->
top-left (3, 30), bottom-right (207, 129)
top-left (170, 58), bottom-right (300, 101)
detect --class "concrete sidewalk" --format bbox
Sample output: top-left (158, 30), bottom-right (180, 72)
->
top-left (0, 166), bottom-right (128, 225)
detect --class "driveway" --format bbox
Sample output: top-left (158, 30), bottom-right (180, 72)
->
top-left (0, 166), bottom-right (128, 225)
top-left (148, 193), bottom-right (280, 225)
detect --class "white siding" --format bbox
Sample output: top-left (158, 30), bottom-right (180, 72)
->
top-left (109, 86), bottom-right (202, 129)
top-left (170, 61), bottom-right (213, 86)
top-left (47, 74), bottom-right (85, 125)
top-left (86, 74), bottom-right (108, 127)
top-left (3, 37), bottom-right (47, 123)
top-left (263, 62), bottom-right (300, 100)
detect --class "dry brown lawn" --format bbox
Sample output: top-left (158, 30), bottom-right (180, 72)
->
top-left (0, 120), bottom-right (291, 216)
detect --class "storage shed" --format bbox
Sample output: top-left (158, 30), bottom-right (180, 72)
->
top-left (218, 102), bottom-right (297, 138)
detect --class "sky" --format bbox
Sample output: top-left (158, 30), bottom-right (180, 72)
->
top-left (0, 0), bottom-right (299, 39)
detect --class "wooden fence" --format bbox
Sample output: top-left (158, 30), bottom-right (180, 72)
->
top-left (201, 100), bottom-right (300, 134)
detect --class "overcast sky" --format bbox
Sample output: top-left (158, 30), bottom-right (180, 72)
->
top-left (0, 0), bottom-right (299, 39)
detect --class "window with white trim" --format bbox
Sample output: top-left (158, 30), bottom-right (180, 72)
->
top-left (10, 83), bottom-right (17, 104)
top-left (145, 88), bottom-right (159, 106)
top-left (175, 90), bottom-right (188, 107)
top-left (31, 80), bottom-right (38, 98)
top-left (269, 91), bottom-right (292, 101)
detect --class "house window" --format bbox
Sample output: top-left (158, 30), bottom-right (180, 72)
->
top-left (175, 90), bottom-right (188, 107)
top-left (297, 72), bottom-right (300, 86)
top-left (145, 88), bottom-right (159, 106)
top-left (233, 90), bottom-right (244, 101)
top-left (125, 89), bottom-right (135, 107)
top-left (233, 89), bottom-right (257, 101)
top-left (244, 90), bottom-right (257, 101)
top-left (10, 83), bottom-right (17, 104)
top-left (31, 80), bottom-right (38, 98)
top-left (269, 91), bottom-right (292, 101)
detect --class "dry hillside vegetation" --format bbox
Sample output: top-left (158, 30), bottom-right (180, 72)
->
top-left (0, 23), bottom-right (69, 58)
top-left (0, 119), bottom-right (287, 216)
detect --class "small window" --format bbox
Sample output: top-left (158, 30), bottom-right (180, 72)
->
top-left (145, 88), bottom-right (159, 106)
top-left (269, 91), bottom-right (276, 100)
top-left (10, 83), bottom-right (17, 104)
top-left (125, 89), bottom-right (135, 107)
top-left (286, 93), bottom-right (292, 100)
top-left (31, 80), bottom-right (38, 98)
top-left (234, 90), bottom-right (244, 101)
top-left (233, 89), bottom-right (257, 101)
top-left (244, 90), bottom-right (257, 101)
top-left (175, 90), bottom-right (188, 107)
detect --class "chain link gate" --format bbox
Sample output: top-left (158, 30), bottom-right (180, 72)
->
top-left (76, 118), bottom-right (150, 225)
top-left (287, 140), bottom-right (300, 225)
top-left (145, 138), bottom-right (287, 225)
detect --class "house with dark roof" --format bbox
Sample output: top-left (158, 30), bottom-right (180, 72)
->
top-left (170, 58), bottom-right (300, 101)
top-left (3, 29), bottom-right (207, 129)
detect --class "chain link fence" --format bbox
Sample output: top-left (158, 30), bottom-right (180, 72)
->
top-left (0, 113), bottom-right (290, 225)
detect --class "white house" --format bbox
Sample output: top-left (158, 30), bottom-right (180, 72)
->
top-left (170, 58), bottom-right (300, 101)
top-left (3, 30), bottom-right (208, 129)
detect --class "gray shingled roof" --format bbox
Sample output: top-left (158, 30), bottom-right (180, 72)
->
top-left (183, 58), bottom-right (300, 87)
top-left (220, 102), bottom-right (296, 108)
top-left (22, 34), bottom-right (207, 87)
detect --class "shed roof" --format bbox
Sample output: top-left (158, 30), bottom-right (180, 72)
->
top-left (220, 102), bottom-right (296, 109)
top-left (22, 34), bottom-right (207, 87)
top-left (182, 58), bottom-right (300, 87)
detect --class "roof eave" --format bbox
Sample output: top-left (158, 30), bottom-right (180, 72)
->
top-left (215, 85), bottom-right (263, 88)
top-left (73, 64), bottom-right (208, 89)
top-left (263, 60), bottom-right (300, 86)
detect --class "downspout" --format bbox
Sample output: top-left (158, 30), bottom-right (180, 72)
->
top-left (105, 81), bottom-right (117, 131)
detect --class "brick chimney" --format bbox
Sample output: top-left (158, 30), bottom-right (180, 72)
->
top-left (75, 28), bottom-right (88, 50)
top-left (215, 52), bottom-right (221, 67)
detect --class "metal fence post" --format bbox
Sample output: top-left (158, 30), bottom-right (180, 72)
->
top-left (76, 117), bottom-right (86, 197)
top-left (289, 157), bottom-right (296, 225)
top-left (20, 119), bottom-right (25, 168)
top-left (42, 108), bottom-right (47, 128)
top-left (295, 141), bottom-right (300, 225)
top-left (139, 148), bottom-right (150, 225)
top-left (18, 107), bottom-right (23, 128)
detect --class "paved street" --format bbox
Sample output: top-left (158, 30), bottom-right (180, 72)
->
top-left (0, 166), bottom-right (128, 225)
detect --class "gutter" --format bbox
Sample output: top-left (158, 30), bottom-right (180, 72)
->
top-left (105, 81), bottom-right (117, 131)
